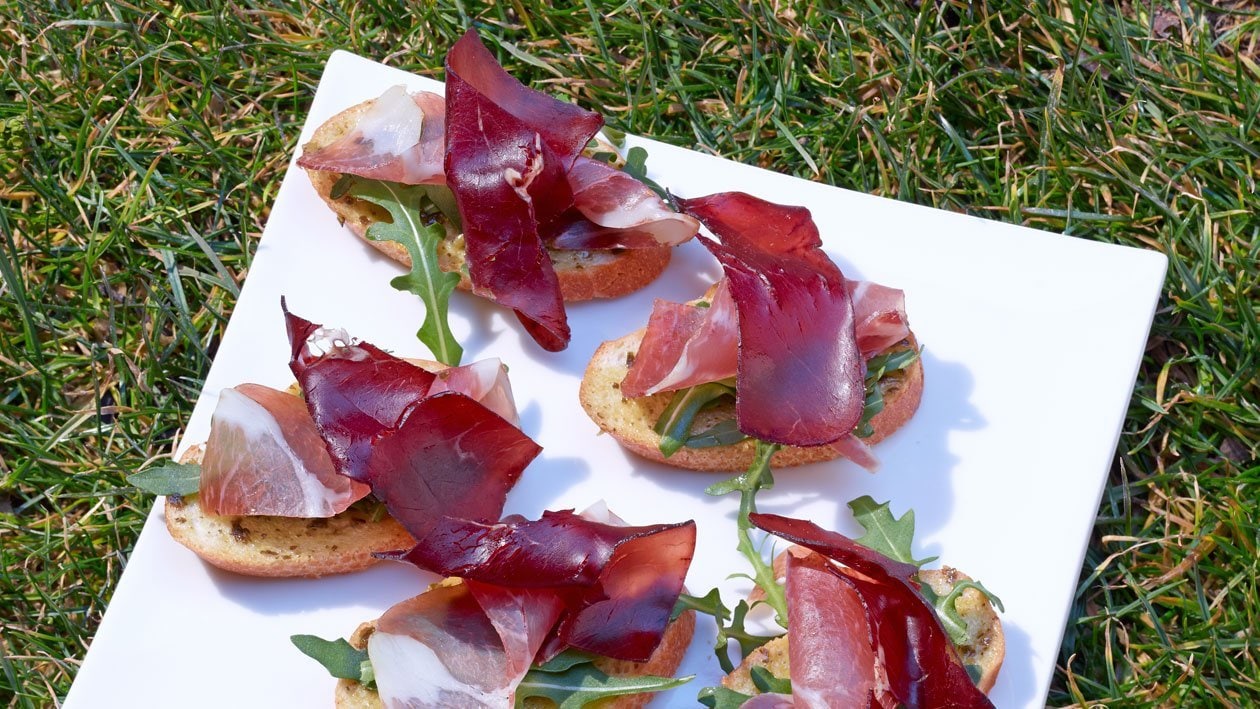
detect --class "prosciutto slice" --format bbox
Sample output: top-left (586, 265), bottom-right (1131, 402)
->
top-left (444, 30), bottom-right (603, 351)
top-left (751, 514), bottom-right (994, 708)
top-left (368, 581), bottom-right (564, 708)
top-left (199, 384), bottom-right (369, 517)
top-left (786, 550), bottom-right (880, 708)
top-left (849, 281), bottom-right (910, 358)
top-left (547, 157), bottom-right (699, 250)
top-left (388, 509), bottom-right (696, 663)
top-left (427, 357), bottom-right (519, 426)
top-left (621, 279), bottom-right (739, 398)
top-left (676, 192), bottom-right (863, 447)
top-left (297, 85), bottom-right (446, 185)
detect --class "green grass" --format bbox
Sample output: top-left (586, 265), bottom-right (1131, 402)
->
top-left (1, 0), bottom-right (1257, 706)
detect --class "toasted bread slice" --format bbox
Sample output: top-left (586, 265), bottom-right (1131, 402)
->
top-left (722, 567), bottom-right (1004, 696)
top-left (163, 446), bottom-right (413, 578)
top-left (579, 330), bottom-right (923, 472)
top-left (302, 99), bottom-right (672, 302)
top-left (334, 600), bottom-right (697, 709)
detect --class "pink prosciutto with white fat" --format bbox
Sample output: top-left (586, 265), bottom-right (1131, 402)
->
top-left (368, 581), bottom-right (564, 708)
top-left (198, 383), bottom-right (369, 517)
top-left (297, 85), bottom-right (446, 185)
top-left (547, 156), bottom-right (700, 250)
top-left (428, 358), bottom-right (519, 426)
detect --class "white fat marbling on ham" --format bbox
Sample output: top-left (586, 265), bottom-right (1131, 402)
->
top-left (428, 358), bottom-right (519, 426)
top-left (564, 156), bottom-right (698, 246)
top-left (369, 582), bottom-right (561, 709)
top-left (198, 384), bottom-right (368, 517)
top-left (297, 85), bottom-right (447, 185)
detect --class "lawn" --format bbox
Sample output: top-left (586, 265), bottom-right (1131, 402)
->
top-left (1, 1), bottom-right (1257, 706)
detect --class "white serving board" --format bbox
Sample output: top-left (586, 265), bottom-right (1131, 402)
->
top-left (65, 50), bottom-right (1167, 708)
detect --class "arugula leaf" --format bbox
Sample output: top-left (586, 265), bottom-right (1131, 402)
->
top-left (348, 178), bottom-right (463, 366)
top-left (698, 685), bottom-right (755, 708)
top-left (532, 648), bottom-right (598, 673)
top-left (705, 440), bottom-right (789, 628)
top-left (848, 496), bottom-right (937, 567)
top-left (684, 419), bottom-right (749, 449)
top-left (855, 346), bottom-right (920, 438)
top-left (675, 590), bottom-right (778, 673)
top-left (749, 666), bottom-right (792, 694)
top-left (127, 461), bottom-right (200, 496)
top-left (621, 146), bottom-right (669, 200)
top-left (515, 664), bottom-right (692, 708)
top-left (654, 381), bottom-right (736, 457)
top-left (290, 635), bottom-right (373, 686)
top-left (919, 578), bottom-right (1006, 646)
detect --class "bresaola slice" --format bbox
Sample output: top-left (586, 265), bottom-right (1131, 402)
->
top-left (296, 85), bottom-right (447, 185)
top-left (750, 513), bottom-right (995, 708)
top-left (444, 30), bottom-right (603, 351)
top-left (386, 509), bottom-right (696, 663)
top-left (678, 192), bottom-right (864, 447)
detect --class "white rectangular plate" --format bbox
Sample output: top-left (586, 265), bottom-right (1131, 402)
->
top-left (66, 51), bottom-right (1166, 708)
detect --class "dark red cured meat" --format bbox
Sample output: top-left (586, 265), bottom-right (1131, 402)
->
top-left (750, 513), bottom-right (994, 708)
top-left (366, 391), bottom-right (540, 540)
top-left (677, 192), bottom-right (864, 447)
top-left (388, 509), bottom-right (696, 663)
top-left (284, 306), bottom-right (437, 481)
top-left (444, 30), bottom-right (602, 351)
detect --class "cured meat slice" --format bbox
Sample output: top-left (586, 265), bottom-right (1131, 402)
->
top-left (679, 192), bottom-right (863, 447)
top-left (849, 281), bottom-right (910, 358)
top-left (621, 279), bottom-right (739, 398)
top-left (389, 509), bottom-right (696, 662)
top-left (547, 157), bottom-right (699, 250)
top-left (428, 358), bottom-right (519, 426)
top-left (750, 514), bottom-right (994, 708)
top-left (285, 309), bottom-right (439, 481)
top-left (366, 392), bottom-right (541, 541)
top-left (199, 384), bottom-right (369, 517)
top-left (786, 550), bottom-right (879, 708)
top-left (284, 307), bottom-right (524, 478)
top-left (297, 86), bottom-right (447, 185)
top-left (444, 30), bottom-right (603, 351)
top-left (369, 581), bottom-right (560, 708)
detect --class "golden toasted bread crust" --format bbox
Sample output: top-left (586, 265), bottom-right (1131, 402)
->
top-left (578, 330), bottom-right (923, 472)
top-left (722, 566), bottom-right (1004, 697)
top-left (334, 603), bottom-right (696, 709)
top-left (164, 394), bottom-right (417, 578)
top-left (302, 98), bottom-right (672, 302)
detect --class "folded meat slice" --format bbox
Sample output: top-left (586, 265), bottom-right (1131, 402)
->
top-left (547, 156), bottom-right (699, 250)
top-left (786, 550), bottom-right (879, 708)
top-left (284, 307), bottom-right (524, 480)
top-left (297, 85), bottom-right (447, 185)
top-left (444, 30), bottom-right (603, 351)
top-left (388, 509), bottom-right (696, 663)
top-left (368, 581), bottom-right (564, 709)
top-left (750, 513), bottom-right (994, 708)
top-left (849, 281), bottom-right (910, 358)
top-left (198, 384), bottom-right (369, 517)
top-left (621, 279), bottom-right (738, 398)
